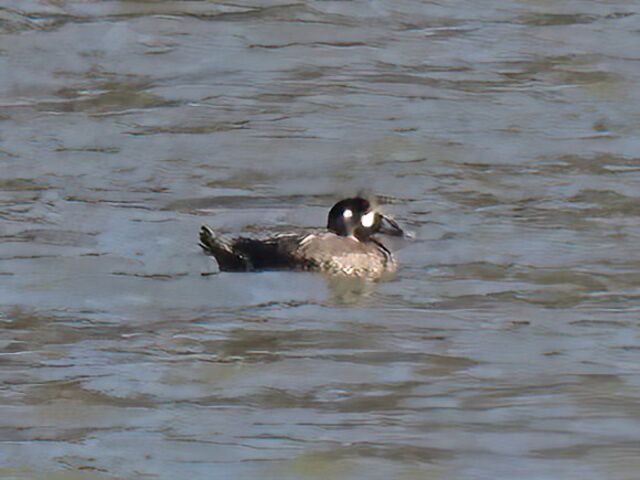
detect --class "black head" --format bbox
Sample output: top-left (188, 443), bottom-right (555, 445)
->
top-left (327, 197), bottom-right (405, 241)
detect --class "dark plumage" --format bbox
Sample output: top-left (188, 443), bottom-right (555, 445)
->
top-left (199, 197), bottom-right (406, 277)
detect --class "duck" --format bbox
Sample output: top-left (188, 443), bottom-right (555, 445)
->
top-left (199, 197), bottom-right (406, 278)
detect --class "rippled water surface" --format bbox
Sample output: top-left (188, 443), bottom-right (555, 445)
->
top-left (2, 1), bottom-right (640, 478)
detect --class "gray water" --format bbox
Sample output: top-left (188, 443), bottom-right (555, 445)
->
top-left (2, 1), bottom-right (640, 479)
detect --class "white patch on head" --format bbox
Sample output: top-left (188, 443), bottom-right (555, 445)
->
top-left (361, 211), bottom-right (375, 228)
top-left (343, 208), bottom-right (353, 219)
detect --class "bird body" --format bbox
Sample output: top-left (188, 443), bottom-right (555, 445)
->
top-left (199, 197), bottom-right (405, 278)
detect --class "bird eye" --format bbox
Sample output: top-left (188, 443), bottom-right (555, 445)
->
top-left (361, 211), bottom-right (375, 228)
top-left (343, 209), bottom-right (353, 219)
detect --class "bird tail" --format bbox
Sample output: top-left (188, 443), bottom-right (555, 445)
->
top-left (199, 225), bottom-right (251, 271)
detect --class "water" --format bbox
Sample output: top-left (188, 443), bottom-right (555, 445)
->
top-left (2, 1), bottom-right (640, 478)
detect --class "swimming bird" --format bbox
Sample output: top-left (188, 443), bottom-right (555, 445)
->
top-left (199, 197), bottom-right (406, 278)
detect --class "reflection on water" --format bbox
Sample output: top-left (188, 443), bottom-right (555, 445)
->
top-left (2, 0), bottom-right (640, 478)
